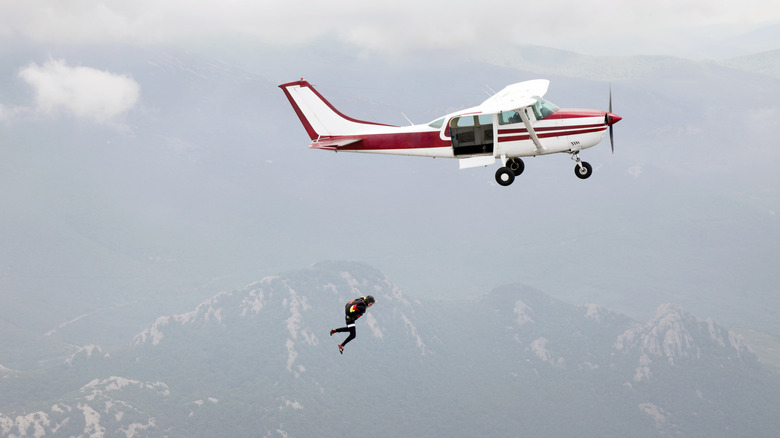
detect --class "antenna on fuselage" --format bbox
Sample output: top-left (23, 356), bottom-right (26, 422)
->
top-left (482, 85), bottom-right (496, 97)
top-left (401, 112), bottom-right (414, 126)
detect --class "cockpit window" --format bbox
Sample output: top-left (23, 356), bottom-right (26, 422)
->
top-left (531, 98), bottom-right (559, 120)
top-left (498, 98), bottom-right (559, 125)
top-left (498, 110), bottom-right (522, 125)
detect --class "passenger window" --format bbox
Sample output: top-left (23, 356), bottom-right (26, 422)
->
top-left (454, 116), bottom-right (475, 127)
top-left (499, 110), bottom-right (522, 125)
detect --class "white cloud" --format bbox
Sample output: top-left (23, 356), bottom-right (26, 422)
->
top-left (0, 102), bottom-right (30, 122)
top-left (18, 59), bottom-right (140, 122)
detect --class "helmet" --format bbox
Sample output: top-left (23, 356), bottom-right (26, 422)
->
top-left (364, 295), bottom-right (376, 304)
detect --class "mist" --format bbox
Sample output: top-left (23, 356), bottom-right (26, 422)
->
top-left (0, 3), bottom-right (778, 435)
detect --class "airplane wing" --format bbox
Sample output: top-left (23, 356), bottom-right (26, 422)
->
top-left (479, 79), bottom-right (550, 153)
top-left (478, 79), bottom-right (550, 114)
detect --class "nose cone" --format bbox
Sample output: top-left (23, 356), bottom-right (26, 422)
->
top-left (606, 113), bottom-right (622, 126)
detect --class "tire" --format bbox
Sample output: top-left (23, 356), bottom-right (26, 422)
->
top-left (506, 158), bottom-right (525, 176)
top-left (575, 161), bottom-right (593, 179)
top-left (495, 167), bottom-right (515, 186)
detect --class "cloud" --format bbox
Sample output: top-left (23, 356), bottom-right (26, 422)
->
top-left (1, 1), bottom-right (778, 57)
top-left (0, 102), bottom-right (31, 122)
top-left (18, 59), bottom-right (140, 122)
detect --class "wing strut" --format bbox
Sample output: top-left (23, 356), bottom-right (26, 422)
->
top-left (519, 109), bottom-right (545, 153)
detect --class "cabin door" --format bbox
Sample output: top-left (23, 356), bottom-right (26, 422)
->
top-left (450, 114), bottom-right (494, 156)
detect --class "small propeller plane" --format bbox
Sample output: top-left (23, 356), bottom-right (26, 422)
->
top-left (279, 79), bottom-right (621, 186)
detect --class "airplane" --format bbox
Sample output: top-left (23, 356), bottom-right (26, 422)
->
top-left (279, 78), bottom-right (621, 186)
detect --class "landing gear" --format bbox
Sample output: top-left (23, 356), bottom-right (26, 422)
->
top-left (506, 158), bottom-right (524, 176)
top-left (570, 152), bottom-right (592, 180)
top-left (496, 157), bottom-right (523, 186)
top-left (495, 167), bottom-right (515, 186)
top-left (575, 161), bottom-right (592, 179)
top-left (494, 154), bottom-right (592, 185)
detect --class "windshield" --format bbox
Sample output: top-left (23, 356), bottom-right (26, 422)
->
top-left (498, 98), bottom-right (560, 125)
top-left (531, 98), bottom-right (559, 120)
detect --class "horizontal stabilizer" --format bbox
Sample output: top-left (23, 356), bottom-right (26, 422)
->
top-left (459, 155), bottom-right (496, 169)
top-left (310, 137), bottom-right (363, 150)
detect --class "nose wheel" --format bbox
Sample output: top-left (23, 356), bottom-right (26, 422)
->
top-left (571, 152), bottom-right (592, 179)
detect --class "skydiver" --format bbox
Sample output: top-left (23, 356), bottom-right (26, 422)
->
top-left (330, 295), bottom-right (375, 354)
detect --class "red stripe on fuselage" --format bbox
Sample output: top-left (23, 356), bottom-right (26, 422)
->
top-left (498, 122), bottom-right (605, 135)
top-left (547, 109), bottom-right (605, 119)
top-left (316, 131), bottom-right (448, 151)
top-left (497, 126), bottom-right (607, 143)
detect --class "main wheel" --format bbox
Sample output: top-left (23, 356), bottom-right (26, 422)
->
top-left (574, 161), bottom-right (593, 179)
top-left (506, 158), bottom-right (525, 175)
top-left (495, 167), bottom-right (515, 186)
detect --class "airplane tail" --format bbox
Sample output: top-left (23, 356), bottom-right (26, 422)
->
top-left (278, 80), bottom-right (393, 140)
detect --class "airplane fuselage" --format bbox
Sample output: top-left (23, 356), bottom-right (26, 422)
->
top-left (310, 110), bottom-right (609, 158)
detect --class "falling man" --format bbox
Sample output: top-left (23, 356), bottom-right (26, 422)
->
top-left (330, 295), bottom-right (376, 354)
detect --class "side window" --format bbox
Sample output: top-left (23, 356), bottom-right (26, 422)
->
top-left (477, 114), bottom-right (493, 125)
top-left (499, 110), bottom-right (522, 125)
top-left (454, 116), bottom-right (475, 127)
top-left (452, 114), bottom-right (494, 128)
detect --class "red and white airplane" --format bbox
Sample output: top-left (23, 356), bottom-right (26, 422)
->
top-left (279, 79), bottom-right (621, 186)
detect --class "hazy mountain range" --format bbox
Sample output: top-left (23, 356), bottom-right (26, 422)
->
top-left (2, 261), bottom-right (778, 437)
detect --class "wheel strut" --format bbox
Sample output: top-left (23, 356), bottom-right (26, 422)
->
top-left (570, 151), bottom-right (583, 168)
top-left (570, 151), bottom-right (593, 179)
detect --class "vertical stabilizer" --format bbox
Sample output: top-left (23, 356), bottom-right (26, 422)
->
top-left (279, 80), bottom-right (393, 140)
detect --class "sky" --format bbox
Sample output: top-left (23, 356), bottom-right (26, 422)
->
top-left (1, 0), bottom-right (777, 125)
top-left (1, 0), bottom-right (778, 59)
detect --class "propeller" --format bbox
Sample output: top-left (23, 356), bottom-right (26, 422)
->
top-left (604, 85), bottom-right (621, 154)
top-left (608, 87), bottom-right (614, 154)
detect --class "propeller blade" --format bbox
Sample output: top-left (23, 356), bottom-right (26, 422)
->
top-left (608, 85), bottom-right (614, 154)
top-left (610, 125), bottom-right (614, 154)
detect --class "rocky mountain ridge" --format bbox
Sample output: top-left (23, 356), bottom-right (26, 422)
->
top-left (2, 262), bottom-right (777, 437)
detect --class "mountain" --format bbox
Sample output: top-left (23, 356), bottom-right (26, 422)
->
top-left (723, 49), bottom-right (780, 79)
top-left (1, 262), bottom-right (777, 437)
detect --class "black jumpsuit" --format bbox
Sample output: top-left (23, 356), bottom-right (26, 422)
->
top-left (332, 297), bottom-right (368, 347)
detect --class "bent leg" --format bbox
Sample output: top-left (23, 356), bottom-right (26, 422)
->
top-left (334, 315), bottom-right (356, 347)
top-left (341, 326), bottom-right (356, 346)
